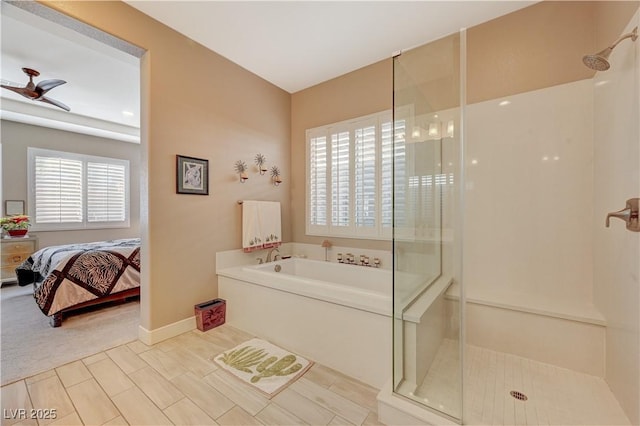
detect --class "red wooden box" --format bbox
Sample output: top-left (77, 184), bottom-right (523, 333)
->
top-left (194, 298), bottom-right (226, 332)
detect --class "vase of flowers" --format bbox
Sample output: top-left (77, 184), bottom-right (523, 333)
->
top-left (1, 215), bottom-right (31, 238)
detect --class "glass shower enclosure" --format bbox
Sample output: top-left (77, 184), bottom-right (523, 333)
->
top-left (392, 31), bottom-right (463, 421)
top-left (391, 3), bottom-right (639, 425)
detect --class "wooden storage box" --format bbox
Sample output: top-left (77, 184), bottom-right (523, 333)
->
top-left (194, 298), bottom-right (226, 332)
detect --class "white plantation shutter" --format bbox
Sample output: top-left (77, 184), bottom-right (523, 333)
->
top-left (309, 133), bottom-right (328, 229)
top-left (34, 155), bottom-right (83, 224)
top-left (355, 124), bottom-right (376, 234)
top-left (87, 162), bottom-right (127, 222)
top-left (331, 130), bottom-right (351, 228)
top-left (28, 148), bottom-right (130, 231)
top-left (380, 121), bottom-right (394, 231)
top-left (391, 119), bottom-right (407, 232)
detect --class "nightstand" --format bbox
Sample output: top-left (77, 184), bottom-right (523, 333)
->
top-left (1, 236), bottom-right (38, 285)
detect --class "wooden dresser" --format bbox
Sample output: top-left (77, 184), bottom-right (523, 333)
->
top-left (1, 236), bottom-right (38, 285)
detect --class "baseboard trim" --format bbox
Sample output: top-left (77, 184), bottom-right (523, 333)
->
top-left (138, 316), bottom-right (196, 345)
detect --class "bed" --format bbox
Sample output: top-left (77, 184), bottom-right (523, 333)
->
top-left (15, 238), bottom-right (140, 327)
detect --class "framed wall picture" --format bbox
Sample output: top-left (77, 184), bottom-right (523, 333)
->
top-left (176, 155), bottom-right (209, 195)
top-left (5, 200), bottom-right (25, 216)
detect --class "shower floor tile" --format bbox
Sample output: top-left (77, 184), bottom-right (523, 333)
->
top-left (414, 339), bottom-right (631, 425)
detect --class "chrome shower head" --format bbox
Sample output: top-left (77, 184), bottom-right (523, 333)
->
top-left (583, 26), bottom-right (638, 71)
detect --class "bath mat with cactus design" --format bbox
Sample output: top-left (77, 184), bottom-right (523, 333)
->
top-left (213, 338), bottom-right (313, 397)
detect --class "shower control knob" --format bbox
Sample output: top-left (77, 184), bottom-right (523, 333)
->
top-left (606, 198), bottom-right (639, 232)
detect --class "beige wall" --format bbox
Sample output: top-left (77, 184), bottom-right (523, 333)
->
top-left (467, 1), bottom-right (595, 104)
top-left (467, 1), bottom-right (639, 104)
top-left (42, 1), bottom-right (292, 331)
top-left (1, 120), bottom-right (141, 248)
top-left (290, 59), bottom-right (392, 251)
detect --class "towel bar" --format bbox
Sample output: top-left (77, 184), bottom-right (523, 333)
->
top-left (237, 200), bottom-right (275, 204)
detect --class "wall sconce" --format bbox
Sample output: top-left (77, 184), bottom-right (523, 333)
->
top-left (234, 160), bottom-right (248, 183)
top-left (270, 166), bottom-right (282, 186)
top-left (255, 153), bottom-right (268, 175)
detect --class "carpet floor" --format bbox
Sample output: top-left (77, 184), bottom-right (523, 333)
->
top-left (0, 284), bottom-right (139, 386)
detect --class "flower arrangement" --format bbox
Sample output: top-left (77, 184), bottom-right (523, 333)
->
top-left (1, 215), bottom-right (31, 231)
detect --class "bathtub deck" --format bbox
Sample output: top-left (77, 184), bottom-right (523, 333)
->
top-left (413, 339), bottom-right (631, 425)
top-left (0, 324), bottom-right (382, 426)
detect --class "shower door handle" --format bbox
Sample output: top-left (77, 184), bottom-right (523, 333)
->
top-left (606, 198), bottom-right (640, 232)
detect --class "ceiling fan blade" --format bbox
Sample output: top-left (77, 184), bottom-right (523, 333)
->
top-left (1, 83), bottom-right (37, 99)
top-left (36, 79), bottom-right (66, 94)
top-left (4, 70), bottom-right (70, 111)
top-left (39, 96), bottom-right (71, 112)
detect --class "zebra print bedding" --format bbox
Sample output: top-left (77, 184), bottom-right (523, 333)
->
top-left (16, 239), bottom-right (140, 316)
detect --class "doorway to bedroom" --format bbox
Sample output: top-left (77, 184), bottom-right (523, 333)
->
top-left (0, 1), bottom-right (145, 386)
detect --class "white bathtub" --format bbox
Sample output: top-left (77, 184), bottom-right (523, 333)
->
top-left (217, 258), bottom-right (392, 388)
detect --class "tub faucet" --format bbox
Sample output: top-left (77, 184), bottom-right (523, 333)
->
top-left (265, 248), bottom-right (280, 263)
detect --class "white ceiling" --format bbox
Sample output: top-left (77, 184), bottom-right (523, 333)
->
top-left (125, 1), bottom-right (536, 94)
top-left (1, 1), bottom-right (536, 140)
top-left (1, 3), bottom-right (141, 142)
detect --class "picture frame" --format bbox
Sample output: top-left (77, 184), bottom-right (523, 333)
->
top-left (5, 200), bottom-right (25, 216)
top-left (176, 155), bottom-right (209, 195)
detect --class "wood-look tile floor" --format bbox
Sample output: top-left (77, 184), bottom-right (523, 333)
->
top-left (414, 339), bottom-right (631, 425)
top-left (1, 324), bottom-right (383, 426)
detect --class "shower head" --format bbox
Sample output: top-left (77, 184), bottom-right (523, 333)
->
top-left (583, 47), bottom-right (614, 71)
top-left (583, 26), bottom-right (638, 71)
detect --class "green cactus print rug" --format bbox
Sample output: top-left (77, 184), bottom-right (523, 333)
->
top-left (213, 338), bottom-right (313, 397)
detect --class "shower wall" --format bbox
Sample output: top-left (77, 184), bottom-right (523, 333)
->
top-left (463, 78), bottom-right (606, 376)
top-left (593, 9), bottom-right (640, 424)
top-left (462, 2), bottom-right (599, 309)
top-left (463, 0), bottom-right (602, 335)
top-left (465, 79), bottom-right (594, 305)
top-left (464, 1), bottom-right (639, 422)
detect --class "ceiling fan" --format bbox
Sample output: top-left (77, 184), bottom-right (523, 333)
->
top-left (1, 67), bottom-right (70, 111)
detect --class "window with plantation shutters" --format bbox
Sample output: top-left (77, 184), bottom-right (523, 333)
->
top-left (306, 111), bottom-right (397, 240)
top-left (28, 148), bottom-right (130, 231)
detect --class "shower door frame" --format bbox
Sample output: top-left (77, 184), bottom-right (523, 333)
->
top-left (391, 28), bottom-right (467, 424)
